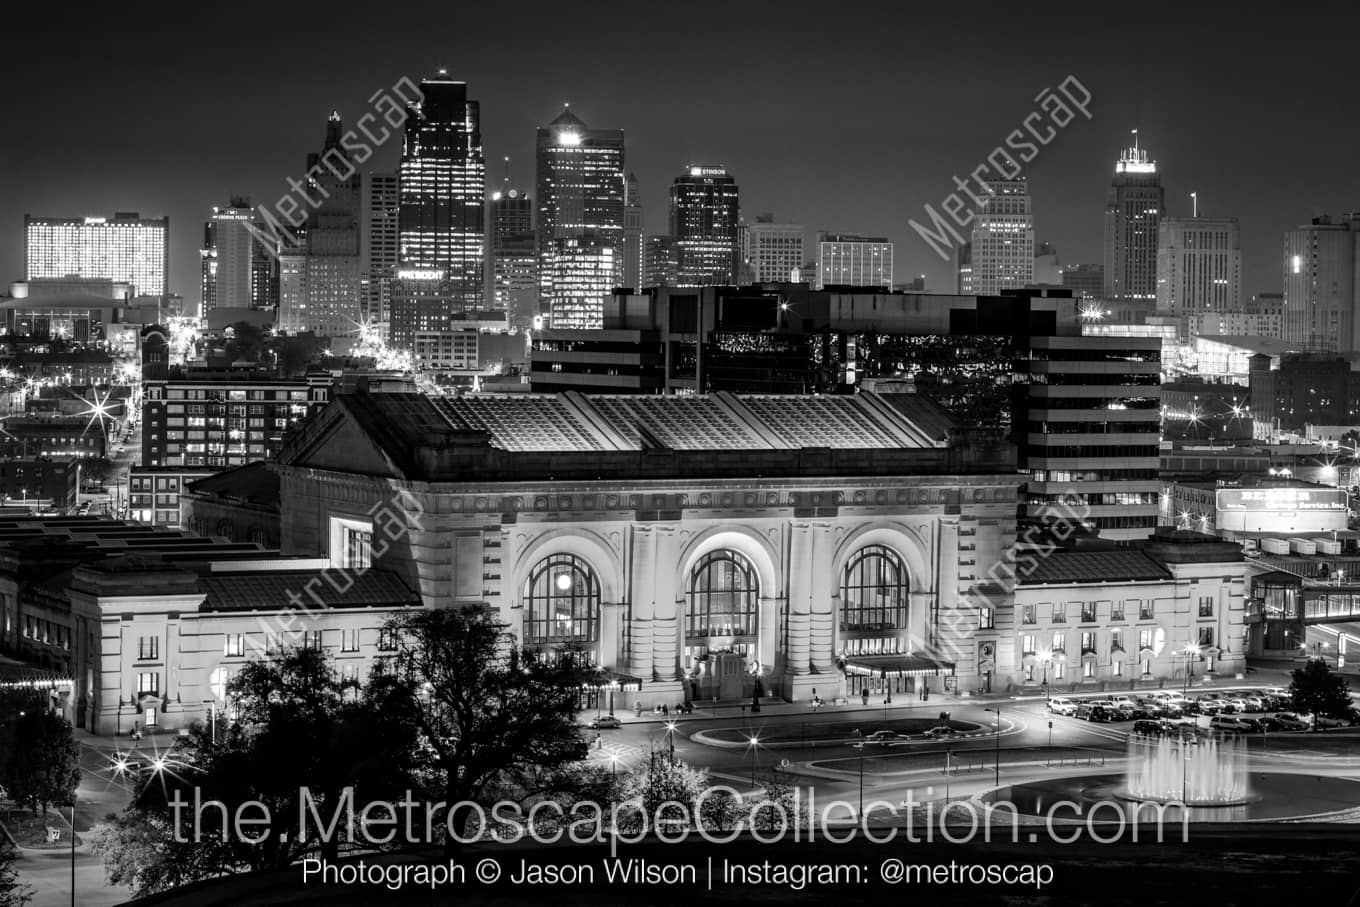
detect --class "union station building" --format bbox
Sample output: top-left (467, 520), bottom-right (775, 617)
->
top-left (268, 388), bottom-right (1019, 706)
top-left (0, 385), bottom-right (1254, 734)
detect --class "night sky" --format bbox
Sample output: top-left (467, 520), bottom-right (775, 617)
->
top-left (2, 2), bottom-right (1357, 308)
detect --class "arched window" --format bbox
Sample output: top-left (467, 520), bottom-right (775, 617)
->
top-left (840, 545), bottom-right (907, 632)
top-left (686, 550), bottom-right (759, 639)
top-left (523, 554), bottom-right (600, 646)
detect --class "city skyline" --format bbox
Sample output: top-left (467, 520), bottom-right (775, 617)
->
top-left (3, 4), bottom-right (1356, 310)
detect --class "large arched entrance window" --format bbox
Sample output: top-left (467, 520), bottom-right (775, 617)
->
top-left (838, 544), bottom-right (909, 695)
top-left (684, 550), bottom-right (759, 667)
top-left (523, 554), bottom-right (601, 653)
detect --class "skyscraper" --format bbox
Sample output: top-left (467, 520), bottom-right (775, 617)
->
top-left (535, 106), bottom-right (626, 326)
top-left (1104, 134), bottom-right (1163, 302)
top-left (200, 201), bottom-right (255, 313)
top-left (282, 112), bottom-right (362, 337)
top-left (26, 212), bottom-right (169, 297)
top-left (1155, 216), bottom-right (1241, 322)
top-left (644, 235), bottom-right (679, 288)
top-left (743, 216), bottom-right (804, 284)
top-left (487, 160), bottom-right (538, 328)
top-left (391, 72), bottom-right (486, 348)
top-left (816, 233), bottom-right (893, 289)
top-left (362, 171), bottom-right (400, 327)
top-left (1282, 215), bottom-right (1360, 352)
top-left (968, 178), bottom-right (1034, 295)
top-left (623, 172), bottom-right (643, 291)
top-left (670, 164), bottom-right (740, 286)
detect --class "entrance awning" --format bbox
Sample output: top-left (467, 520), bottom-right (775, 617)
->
top-left (842, 655), bottom-right (955, 678)
top-left (582, 669), bottom-right (643, 692)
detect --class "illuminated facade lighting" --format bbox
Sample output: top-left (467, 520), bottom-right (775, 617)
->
top-left (25, 213), bottom-right (170, 297)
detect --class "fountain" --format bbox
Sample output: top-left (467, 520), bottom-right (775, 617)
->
top-left (1124, 733), bottom-right (1250, 805)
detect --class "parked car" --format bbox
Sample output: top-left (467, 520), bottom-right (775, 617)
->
top-left (1238, 695), bottom-right (1266, 712)
top-left (1211, 716), bottom-right (1251, 732)
top-left (865, 730), bottom-right (899, 743)
top-left (1312, 714), bottom-right (1347, 729)
top-left (1236, 717), bottom-right (1264, 733)
top-left (1076, 703), bottom-right (1112, 722)
top-left (1047, 696), bottom-right (1078, 716)
top-left (1192, 698), bottom-right (1221, 715)
top-left (1132, 719), bottom-right (1165, 736)
top-left (589, 715), bottom-right (622, 730)
top-left (923, 726), bottom-right (958, 738)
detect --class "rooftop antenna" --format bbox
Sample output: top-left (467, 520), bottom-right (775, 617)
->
top-left (1131, 128), bottom-right (1139, 155)
top-left (503, 155), bottom-right (511, 193)
top-left (1191, 191), bottom-right (1198, 218)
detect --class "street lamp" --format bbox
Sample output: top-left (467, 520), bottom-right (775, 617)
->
top-left (608, 752), bottom-right (620, 779)
top-left (746, 734), bottom-right (761, 789)
top-left (985, 707), bottom-right (1002, 789)
top-left (1038, 650), bottom-right (1052, 695)
top-left (664, 720), bottom-right (677, 765)
top-left (1182, 644), bottom-right (1200, 694)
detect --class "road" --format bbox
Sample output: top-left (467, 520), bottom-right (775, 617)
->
top-left (588, 684), bottom-right (1360, 816)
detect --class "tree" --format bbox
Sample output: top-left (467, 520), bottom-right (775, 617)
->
top-left (0, 710), bottom-right (80, 817)
top-left (615, 755), bottom-right (710, 835)
top-left (376, 607), bottom-right (591, 852)
top-left (92, 647), bottom-right (418, 896)
top-left (0, 841), bottom-right (33, 907)
top-left (1290, 658), bottom-right (1352, 731)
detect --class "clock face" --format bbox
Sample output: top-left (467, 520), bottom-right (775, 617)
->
top-left (980, 643), bottom-right (995, 658)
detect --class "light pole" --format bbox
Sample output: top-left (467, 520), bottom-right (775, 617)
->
top-left (608, 752), bottom-right (620, 780)
top-left (665, 720), bottom-right (677, 765)
top-left (1039, 650), bottom-right (1052, 697)
top-left (1182, 644), bottom-right (1200, 694)
top-left (944, 750), bottom-right (952, 804)
top-left (985, 707), bottom-right (1001, 789)
top-left (746, 735), bottom-right (761, 789)
top-left (70, 793), bottom-right (76, 907)
top-left (858, 744), bottom-right (864, 818)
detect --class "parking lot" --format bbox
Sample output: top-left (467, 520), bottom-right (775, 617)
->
top-left (1044, 686), bottom-right (1359, 735)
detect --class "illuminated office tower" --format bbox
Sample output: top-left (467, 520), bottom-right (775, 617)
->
top-left (1155, 216), bottom-right (1241, 319)
top-left (969, 178), bottom-right (1034, 295)
top-left (535, 106), bottom-right (626, 305)
top-left (816, 232), bottom-right (893, 290)
top-left (392, 72), bottom-right (485, 348)
top-left (362, 171), bottom-right (400, 326)
top-left (488, 163), bottom-right (538, 328)
top-left (744, 216), bottom-right (804, 283)
top-left (545, 235), bottom-right (616, 329)
top-left (644, 235), bottom-right (679, 288)
top-left (670, 164), bottom-right (740, 286)
top-left (200, 201), bottom-right (256, 313)
top-left (1104, 133), bottom-right (1163, 301)
top-left (1282, 215), bottom-right (1360, 352)
top-left (26, 212), bottom-right (169, 297)
top-left (623, 172), bottom-right (643, 290)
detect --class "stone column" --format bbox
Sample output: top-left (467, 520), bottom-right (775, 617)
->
top-left (651, 525), bottom-right (681, 681)
top-left (784, 522), bottom-right (813, 674)
top-left (627, 525), bottom-right (656, 679)
top-left (808, 522), bottom-right (836, 672)
top-left (600, 602), bottom-right (623, 671)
